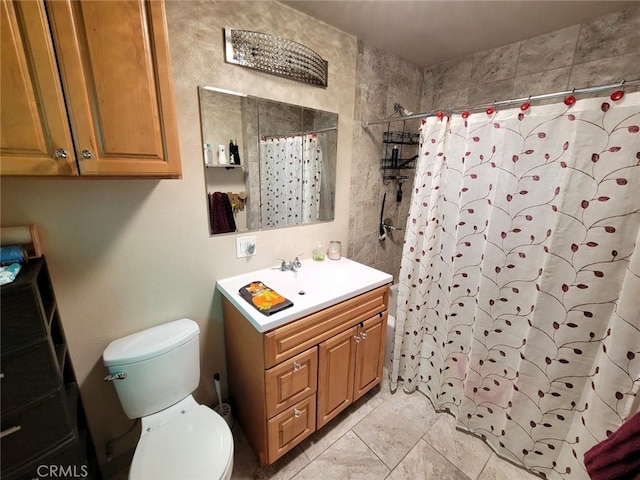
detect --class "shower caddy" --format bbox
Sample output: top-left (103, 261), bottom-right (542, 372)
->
top-left (380, 121), bottom-right (419, 182)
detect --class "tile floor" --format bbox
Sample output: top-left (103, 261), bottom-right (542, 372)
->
top-left (106, 370), bottom-right (542, 480)
top-left (228, 371), bottom-right (541, 480)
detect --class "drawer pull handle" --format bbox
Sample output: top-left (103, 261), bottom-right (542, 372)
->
top-left (360, 332), bottom-right (367, 340)
top-left (292, 361), bottom-right (301, 371)
top-left (294, 408), bottom-right (301, 418)
top-left (1, 426), bottom-right (21, 439)
top-left (354, 335), bottom-right (361, 343)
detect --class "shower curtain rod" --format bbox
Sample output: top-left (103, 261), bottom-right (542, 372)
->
top-left (362, 78), bottom-right (640, 126)
top-left (261, 125), bottom-right (337, 139)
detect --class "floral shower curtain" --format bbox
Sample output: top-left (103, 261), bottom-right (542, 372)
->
top-left (259, 133), bottom-right (323, 227)
top-left (391, 92), bottom-right (640, 480)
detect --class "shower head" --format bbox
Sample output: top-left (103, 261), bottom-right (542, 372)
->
top-left (394, 103), bottom-right (414, 117)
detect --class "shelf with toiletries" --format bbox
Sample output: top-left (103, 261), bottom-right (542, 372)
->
top-left (380, 122), bottom-right (419, 181)
top-left (205, 164), bottom-right (245, 169)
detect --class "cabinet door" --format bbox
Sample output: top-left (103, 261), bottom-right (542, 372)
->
top-left (46, 0), bottom-right (181, 177)
top-left (317, 325), bottom-right (356, 429)
top-left (0, 0), bottom-right (77, 175)
top-left (353, 313), bottom-right (387, 401)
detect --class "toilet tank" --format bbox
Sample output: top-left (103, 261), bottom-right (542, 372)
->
top-left (103, 318), bottom-right (201, 419)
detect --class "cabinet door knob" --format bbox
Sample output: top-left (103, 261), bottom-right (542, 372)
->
top-left (292, 361), bottom-right (301, 371)
top-left (353, 334), bottom-right (361, 343)
top-left (293, 408), bottom-right (301, 418)
top-left (81, 149), bottom-right (93, 159)
top-left (360, 332), bottom-right (367, 340)
top-left (55, 149), bottom-right (68, 159)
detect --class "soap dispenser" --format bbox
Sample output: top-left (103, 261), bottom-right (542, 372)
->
top-left (312, 241), bottom-right (325, 261)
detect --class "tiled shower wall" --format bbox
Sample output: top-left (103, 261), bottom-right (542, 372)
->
top-left (349, 6), bottom-right (640, 281)
top-left (348, 42), bottom-right (425, 280)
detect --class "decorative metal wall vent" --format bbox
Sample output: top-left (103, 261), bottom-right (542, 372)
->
top-left (224, 28), bottom-right (328, 88)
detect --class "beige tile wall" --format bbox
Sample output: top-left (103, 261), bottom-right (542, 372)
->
top-left (349, 5), bottom-right (640, 282)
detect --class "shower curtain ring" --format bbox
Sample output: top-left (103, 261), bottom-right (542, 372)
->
top-left (611, 80), bottom-right (626, 101)
top-left (486, 102), bottom-right (496, 115)
top-left (564, 89), bottom-right (577, 106)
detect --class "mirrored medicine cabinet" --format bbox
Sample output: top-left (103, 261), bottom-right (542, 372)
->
top-left (198, 86), bottom-right (338, 235)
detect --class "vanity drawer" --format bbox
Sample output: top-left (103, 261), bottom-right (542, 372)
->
top-left (265, 347), bottom-right (317, 418)
top-left (267, 394), bottom-right (316, 463)
top-left (265, 286), bottom-right (388, 368)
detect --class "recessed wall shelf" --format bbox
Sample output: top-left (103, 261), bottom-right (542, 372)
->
top-left (205, 164), bottom-right (244, 169)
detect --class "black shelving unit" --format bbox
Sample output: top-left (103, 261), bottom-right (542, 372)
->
top-left (380, 122), bottom-right (419, 181)
top-left (1, 257), bottom-right (101, 480)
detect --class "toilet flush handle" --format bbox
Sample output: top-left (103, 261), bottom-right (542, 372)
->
top-left (104, 371), bottom-right (127, 381)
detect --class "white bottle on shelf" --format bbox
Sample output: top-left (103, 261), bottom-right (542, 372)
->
top-left (204, 143), bottom-right (214, 166)
top-left (218, 145), bottom-right (228, 165)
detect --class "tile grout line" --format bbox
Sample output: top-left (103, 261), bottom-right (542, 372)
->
top-left (350, 428), bottom-right (393, 478)
top-left (290, 386), bottom-right (393, 475)
top-left (475, 451), bottom-right (492, 480)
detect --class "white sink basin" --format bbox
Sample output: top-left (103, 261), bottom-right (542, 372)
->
top-left (216, 257), bottom-right (392, 332)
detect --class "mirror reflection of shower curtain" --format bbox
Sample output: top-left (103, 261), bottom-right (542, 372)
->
top-left (259, 133), bottom-right (325, 228)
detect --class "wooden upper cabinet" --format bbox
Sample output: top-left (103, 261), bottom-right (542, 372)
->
top-left (0, 0), bottom-right (77, 175)
top-left (0, 0), bottom-right (181, 178)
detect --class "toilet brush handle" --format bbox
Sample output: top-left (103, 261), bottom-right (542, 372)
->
top-left (214, 373), bottom-right (223, 410)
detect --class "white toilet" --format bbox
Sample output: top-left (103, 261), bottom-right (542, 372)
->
top-left (103, 318), bottom-right (233, 479)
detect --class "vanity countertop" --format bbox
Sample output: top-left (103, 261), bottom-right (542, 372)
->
top-left (216, 257), bottom-right (393, 332)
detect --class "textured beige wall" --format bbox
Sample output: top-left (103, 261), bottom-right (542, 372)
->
top-left (0, 1), bottom-right (356, 469)
top-left (349, 5), bottom-right (640, 283)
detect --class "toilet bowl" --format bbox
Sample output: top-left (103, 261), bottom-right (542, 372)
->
top-left (129, 397), bottom-right (233, 480)
top-left (103, 318), bottom-right (233, 479)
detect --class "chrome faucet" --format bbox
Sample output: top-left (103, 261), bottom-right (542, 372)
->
top-left (277, 254), bottom-right (303, 272)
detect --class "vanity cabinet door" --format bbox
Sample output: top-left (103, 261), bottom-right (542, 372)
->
top-left (317, 325), bottom-right (357, 429)
top-left (0, 0), bottom-right (77, 175)
top-left (353, 313), bottom-right (387, 401)
top-left (46, 0), bottom-right (181, 177)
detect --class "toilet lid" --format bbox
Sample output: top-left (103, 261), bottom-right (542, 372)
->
top-left (130, 405), bottom-right (233, 479)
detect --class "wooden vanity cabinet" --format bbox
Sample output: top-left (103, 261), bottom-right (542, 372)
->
top-left (222, 285), bottom-right (389, 466)
top-left (0, 0), bottom-right (181, 178)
